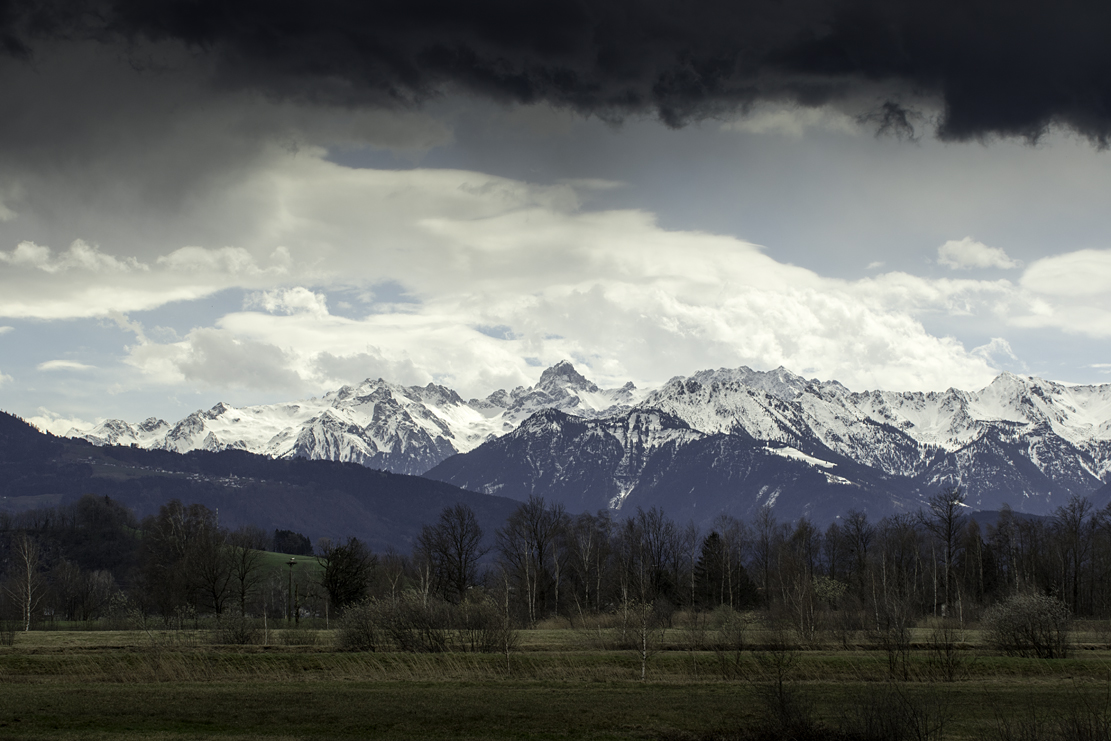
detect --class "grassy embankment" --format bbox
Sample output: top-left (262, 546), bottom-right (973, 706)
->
top-left (3, 618), bottom-right (1111, 740)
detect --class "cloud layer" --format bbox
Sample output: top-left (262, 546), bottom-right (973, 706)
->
top-left (4, 0), bottom-right (1111, 144)
top-left (0, 149), bottom-right (1098, 398)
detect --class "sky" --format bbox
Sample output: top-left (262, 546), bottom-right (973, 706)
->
top-left (1, 0), bottom-right (1111, 434)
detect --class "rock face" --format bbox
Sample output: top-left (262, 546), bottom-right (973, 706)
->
top-left (425, 408), bottom-right (912, 525)
top-left (74, 363), bottom-right (1111, 523)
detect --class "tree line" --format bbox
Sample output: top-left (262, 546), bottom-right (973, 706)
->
top-left (4, 488), bottom-right (1111, 636)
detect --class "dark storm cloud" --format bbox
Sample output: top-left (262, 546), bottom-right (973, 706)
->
top-left (4, 0), bottom-right (1111, 143)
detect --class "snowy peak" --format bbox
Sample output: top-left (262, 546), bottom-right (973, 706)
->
top-left (687, 365), bottom-right (815, 401)
top-left (74, 360), bottom-right (640, 474)
top-left (538, 360), bottom-right (599, 395)
top-left (69, 363), bottom-right (1111, 515)
top-left (644, 372), bottom-right (810, 443)
top-left (499, 361), bottom-right (646, 426)
top-left (78, 417), bottom-right (170, 447)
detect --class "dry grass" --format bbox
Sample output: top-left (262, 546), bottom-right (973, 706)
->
top-left (5, 621), bottom-right (1111, 739)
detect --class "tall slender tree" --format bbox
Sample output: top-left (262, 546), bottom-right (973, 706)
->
top-left (921, 487), bottom-right (967, 616)
top-left (416, 503), bottom-right (488, 604)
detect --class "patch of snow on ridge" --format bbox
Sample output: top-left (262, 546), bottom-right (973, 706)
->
top-left (69, 363), bottom-right (1111, 489)
top-left (609, 482), bottom-right (636, 510)
top-left (763, 445), bottom-right (836, 469)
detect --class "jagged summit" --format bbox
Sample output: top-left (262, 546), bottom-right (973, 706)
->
top-left (70, 366), bottom-right (1111, 517)
top-left (538, 360), bottom-right (600, 395)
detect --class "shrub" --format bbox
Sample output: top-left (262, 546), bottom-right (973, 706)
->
top-left (455, 598), bottom-right (517, 654)
top-left (983, 592), bottom-right (1071, 659)
top-left (335, 600), bottom-right (380, 651)
top-left (925, 618), bottom-right (970, 682)
top-left (840, 684), bottom-right (949, 741)
top-left (380, 597), bottom-right (451, 653)
top-left (336, 595), bottom-right (516, 654)
top-left (712, 608), bottom-right (752, 680)
top-left (212, 616), bottom-right (262, 645)
top-left (995, 689), bottom-right (1111, 741)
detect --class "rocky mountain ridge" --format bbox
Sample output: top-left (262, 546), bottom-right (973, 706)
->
top-left (74, 363), bottom-right (1111, 519)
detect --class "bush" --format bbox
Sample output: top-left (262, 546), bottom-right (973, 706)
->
top-left (712, 607), bottom-right (752, 680)
top-left (840, 684), bottom-right (948, 741)
top-left (335, 600), bottom-right (380, 651)
top-left (983, 592), bottom-right (1071, 659)
top-left (380, 597), bottom-right (451, 653)
top-left (995, 690), bottom-right (1111, 741)
top-left (925, 618), bottom-right (970, 682)
top-left (455, 598), bottom-right (517, 654)
top-left (212, 616), bottom-right (262, 645)
top-left (336, 595), bottom-right (516, 653)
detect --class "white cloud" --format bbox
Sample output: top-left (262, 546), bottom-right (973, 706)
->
top-left (0, 326), bottom-right (11, 334)
top-left (0, 240), bottom-right (146, 274)
top-left (0, 370), bottom-right (11, 386)
top-left (37, 360), bottom-right (95, 372)
top-left (19, 152), bottom-right (1111, 397)
top-left (26, 155), bottom-right (1026, 395)
top-left (245, 287), bottom-right (329, 317)
top-left (998, 249), bottom-right (1111, 337)
top-left (972, 337), bottom-right (1020, 365)
top-left (1021, 249), bottom-right (1111, 297)
top-left (0, 242), bottom-right (297, 320)
top-left (121, 272), bottom-right (1010, 396)
top-left (24, 409), bottom-right (96, 436)
top-left (938, 237), bottom-right (1020, 270)
top-left (156, 245), bottom-right (290, 276)
top-left (126, 327), bottom-right (306, 392)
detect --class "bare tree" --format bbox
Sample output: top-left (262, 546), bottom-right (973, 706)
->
top-left (318, 537), bottom-right (376, 614)
top-left (5, 533), bottom-right (46, 631)
top-left (753, 505), bottom-right (779, 598)
top-left (496, 497), bottom-right (562, 624)
top-left (679, 521), bottom-right (701, 608)
top-left (227, 528), bottom-right (269, 617)
top-left (843, 509), bottom-right (875, 604)
top-left (416, 504), bottom-right (489, 604)
top-left (50, 560), bottom-right (116, 622)
top-left (564, 510), bottom-right (613, 619)
top-left (192, 521), bottom-right (233, 616)
top-left (138, 500), bottom-right (229, 617)
top-left (1052, 495), bottom-right (1094, 614)
top-left (920, 487), bottom-right (967, 616)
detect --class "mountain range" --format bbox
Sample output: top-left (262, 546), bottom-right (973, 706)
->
top-left (0, 412), bottom-right (519, 553)
top-left (73, 362), bottom-right (1111, 526)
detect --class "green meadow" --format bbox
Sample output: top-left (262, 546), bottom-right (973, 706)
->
top-left (4, 620), bottom-right (1111, 740)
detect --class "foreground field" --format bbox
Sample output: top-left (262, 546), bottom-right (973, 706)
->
top-left (3, 625), bottom-right (1111, 740)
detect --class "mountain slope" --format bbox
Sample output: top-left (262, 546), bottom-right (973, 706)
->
top-left (70, 362), bottom-right (1111, 520)
top-left (77, 361), bottom-right (644, 476)
top-left (1, 412), bottom-right (519, 552)
top-left (427, 407), bottom-right (911, 526)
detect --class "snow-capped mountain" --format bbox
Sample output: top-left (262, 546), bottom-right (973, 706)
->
top-left (75, 361), bottom-right (644, 476)
top-left (425, 407), bottom-right (914, 524)
top-left (73, 361), bottom-right (1111, 519)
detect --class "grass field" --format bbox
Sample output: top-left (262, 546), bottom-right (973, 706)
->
top-left (4, 623), bottom-right (1111, 740)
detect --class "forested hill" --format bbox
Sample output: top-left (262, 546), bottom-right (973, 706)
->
top-left (0, 412), bottom-right (519, 552)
